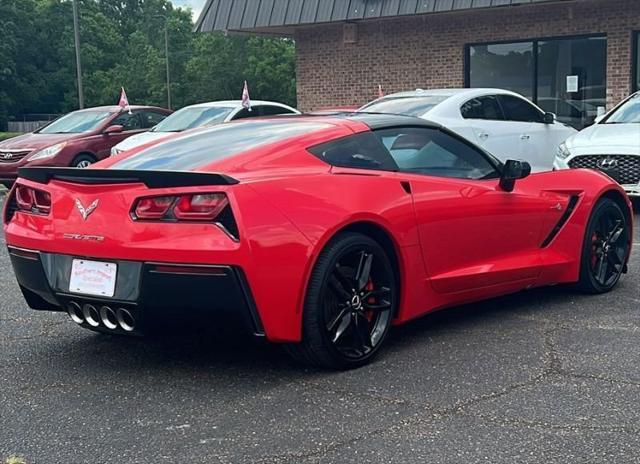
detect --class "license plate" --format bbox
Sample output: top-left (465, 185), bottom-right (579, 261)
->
top-left (69, 259), bottom-right (117, 298)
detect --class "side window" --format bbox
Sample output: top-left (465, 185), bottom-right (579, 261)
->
top-left (231, 108), bottom-right (256, 120)
top-left (110, 112), bottom-right (142, 131)
top-left (375, 127), bottom-right (499, 180)
top-left (259, 105), bottom-right (296, 116)
top-left (498, 95), bottom-right (544, 123)
top-left (461, 96), bottom-right (504, 120)
top-left (308, 132), bottom-right (399, 171)
top-left (140, 111), bottom-right (168, 128)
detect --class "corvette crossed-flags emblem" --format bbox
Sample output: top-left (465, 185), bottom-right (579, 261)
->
top-left (75, 198), bottom-right (99, 221)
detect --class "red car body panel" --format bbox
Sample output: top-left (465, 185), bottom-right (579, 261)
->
top-left (3, 116), bottom-right (633, 343)
top-left (0, 106), bottom-right (171, 183)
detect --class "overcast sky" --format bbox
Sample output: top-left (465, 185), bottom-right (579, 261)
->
top-left (170, 0), bottom-right (206, 21)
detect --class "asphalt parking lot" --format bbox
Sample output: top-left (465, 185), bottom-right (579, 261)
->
top-left (1, 195), bottom-right (639, 464)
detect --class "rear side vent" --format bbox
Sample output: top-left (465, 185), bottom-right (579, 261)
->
top-left (3, 187), bottom-right (18, 224)
top-left (216, 204), bottom-right (240, 241)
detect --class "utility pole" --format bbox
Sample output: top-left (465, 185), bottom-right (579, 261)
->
top-left (72, 0), bottom-right (84, 109)
top-left (153, 14), bottom-right (172, 110)
top-left (164, 24), bottom-right (171, 110)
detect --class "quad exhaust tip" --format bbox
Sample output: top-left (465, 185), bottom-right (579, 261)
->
top-left (116, 308), bottom-right (135, 332)
top-left (82, 304), bottom-right (101, 328)
top-left (66, 301), bottom-right (136, 333)
top-left (67, 302), bottom-right (84, 325)
top-left (99, 306), bottom-right (119, 330)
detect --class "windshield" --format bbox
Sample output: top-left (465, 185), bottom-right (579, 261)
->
top-left (38, 110), bottom-right (113, 134)
top-left (604, 94), bottom-right (640, 124)
top-left (359, 95), bottom-right (450, 117)
top-left (153, 106), bottom-right (234, 132)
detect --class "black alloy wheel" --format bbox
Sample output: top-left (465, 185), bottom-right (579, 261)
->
top-left (284, 232), bottom-right (397, 369)
top-left (578, 198), bottom-right (631, 293)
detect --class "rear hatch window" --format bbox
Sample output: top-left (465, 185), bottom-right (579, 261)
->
top-left (109, 120), bottom-right (331, 171)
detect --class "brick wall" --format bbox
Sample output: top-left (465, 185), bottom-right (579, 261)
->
top-left (294, 0), bottom-right (640, 112)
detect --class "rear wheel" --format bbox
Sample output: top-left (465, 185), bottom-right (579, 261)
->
top-left (71, 153), bottom-right (96, 169)
top-left (578, 198), bottom-right (631, 294)
top-left (284, 232), bottom-right (397, 369)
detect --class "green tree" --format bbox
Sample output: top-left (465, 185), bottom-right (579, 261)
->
top-left (0, 0), bottom-right (297, 130)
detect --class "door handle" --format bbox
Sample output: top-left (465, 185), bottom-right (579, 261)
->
top-left (478, 132), bottom-right (489, 140)
top-left (520, 134), bottom-right (531, 141)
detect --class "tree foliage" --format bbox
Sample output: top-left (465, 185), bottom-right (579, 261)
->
top-left (0, 0), bottom-right (297, 129)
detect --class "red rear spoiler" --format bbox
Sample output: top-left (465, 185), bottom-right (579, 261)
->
top-left (17, 167), bottom-right (239, 188)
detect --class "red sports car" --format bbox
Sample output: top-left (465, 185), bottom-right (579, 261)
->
top-left (2, 114), bottom-right (633, 369)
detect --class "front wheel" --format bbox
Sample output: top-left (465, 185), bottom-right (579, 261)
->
top-left (71, 154), bottom-right (96, 169)
top-left (284, 232), bottom-right (398, 369)
top-left (578, 198), bottom-right (631, 294)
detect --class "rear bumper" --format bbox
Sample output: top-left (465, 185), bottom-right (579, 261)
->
top-left (8, 246), bottom-right (264, 337)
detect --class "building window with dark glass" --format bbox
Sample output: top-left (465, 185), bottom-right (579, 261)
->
top-left (468, 42), bottom-right (534, 101)
top-left (466, 36), bottom-right (607, 129)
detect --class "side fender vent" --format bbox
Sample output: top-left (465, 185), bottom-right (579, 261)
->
top-left (541, 195), bottom-right (580, 248)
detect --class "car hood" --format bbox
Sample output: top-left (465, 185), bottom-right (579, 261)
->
top-left (114, 131), bottom-right (172, 152)
top-left (566, 124), bottom-right (640, 154)
top-left (0, 132), bottom-right (83, 152)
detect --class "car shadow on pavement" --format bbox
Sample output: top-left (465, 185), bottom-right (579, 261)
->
top-left (58, 284), bottom-right (576, 376)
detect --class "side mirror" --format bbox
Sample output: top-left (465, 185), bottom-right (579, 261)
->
top-left (500, 159), bottom-right (531, 192)
top-left (104, 124), bottom-right (124, 134)
top-left (594, 114), bottom-right (606, 124)
top-left (543, 112), bottom-right (556, 124)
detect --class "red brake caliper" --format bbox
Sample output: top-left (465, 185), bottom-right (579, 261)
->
top-left (364, 280), bottom-right (375, 322)
top-left (590, 232), bottom-right (599, 269)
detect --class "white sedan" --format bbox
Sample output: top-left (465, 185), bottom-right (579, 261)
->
top-left (110, 100), bottom-right (299, 156)
top-left (555, 92), bottom-right (640, 197)
top-left (359, 89), bottom-right (577, 172)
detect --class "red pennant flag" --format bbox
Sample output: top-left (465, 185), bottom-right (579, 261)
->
top-left (242, 81), bottom-right (252, 112)
top-left (118, 87), bottom-right (131, 114)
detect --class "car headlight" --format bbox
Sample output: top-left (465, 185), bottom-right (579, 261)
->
top-left (557, 142), bottom-right (572, 159)
top-left (28, 142), bottom-right (67, 161)
top-left (110, 146), bottom-right (123, 156)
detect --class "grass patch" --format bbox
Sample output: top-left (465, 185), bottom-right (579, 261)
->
top-left (5, 457), bottom-right (27, 464)
top-left (0, 132), bottom-right (22, 142)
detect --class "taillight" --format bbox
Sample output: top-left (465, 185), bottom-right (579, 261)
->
top-left (132, 193), bottom-right (229, 222)
top-left (134, 196), bottom-right (174, 220)
top-left (173, 194), bottom-right (228, 221)
top-left (14, 185), bottom-right (51, 215)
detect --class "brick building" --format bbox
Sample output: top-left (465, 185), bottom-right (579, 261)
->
top-left (196, 0), bottom-right (640, 128)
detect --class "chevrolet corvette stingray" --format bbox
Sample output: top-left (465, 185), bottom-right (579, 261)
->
top-left (2, 114), bottom-right (633, 369)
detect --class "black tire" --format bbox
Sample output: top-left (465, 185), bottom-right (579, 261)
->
top-left (577, 198), bottom-right (631, 294)
top-left (284, 232), bottom-right (398, 369)
top-left (71, 153), bottom-right (96, 168)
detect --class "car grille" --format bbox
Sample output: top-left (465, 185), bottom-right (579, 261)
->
top-left (568, 155), bottom-right (640, 185)
top-left (0, 150), bottom-right (31, 163)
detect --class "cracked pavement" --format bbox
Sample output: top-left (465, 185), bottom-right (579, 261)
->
top-left (1, 195), bottom-right (639, 463)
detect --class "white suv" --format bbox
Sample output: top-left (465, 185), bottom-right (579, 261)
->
top-left (555, 92), bottom-right (640, 197)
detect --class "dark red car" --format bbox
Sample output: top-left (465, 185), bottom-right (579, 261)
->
top-left (0, 105), bottom-right (171, 187)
